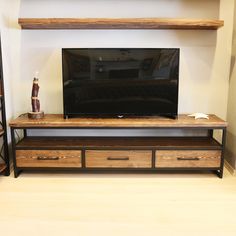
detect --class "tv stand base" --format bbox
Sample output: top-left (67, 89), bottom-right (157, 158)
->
top-left (9, 114), bottom-right (227, 178)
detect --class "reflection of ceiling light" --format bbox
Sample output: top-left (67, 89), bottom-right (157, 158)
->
top-left (99, 57), bottom-right (102, 61)
top-left (99, 68), bottom-right (103, 72)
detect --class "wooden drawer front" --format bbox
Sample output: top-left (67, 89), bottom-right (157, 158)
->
top-left (86, 150), bottom-right (152, 168)
top-left (16, 150), bottom-right (82, 168)
top-left (155, 150), bottom-right (221, 168)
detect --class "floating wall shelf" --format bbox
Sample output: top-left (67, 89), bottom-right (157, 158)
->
top-left (18, 18), bottom-right (224, 30)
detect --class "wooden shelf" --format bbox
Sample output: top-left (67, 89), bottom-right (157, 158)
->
top-left (0, 163), bottom-right (6, 173)
top-left (16, 137), bottom-right (221, 149)
top-left (18, 18), bottom-right (224, 30)
top-left (9, 114), bottom-right (227, 128)
top-left (0, 129), bottom-right (4, 137)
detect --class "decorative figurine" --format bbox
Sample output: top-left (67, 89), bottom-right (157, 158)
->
top-left (188, 113), bottom-right (209, 119)
top-left (28, 72), bottom-right (44, 119)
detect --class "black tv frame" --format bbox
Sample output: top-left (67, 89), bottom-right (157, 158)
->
top-left (62, 48), bottom-right (180, 119)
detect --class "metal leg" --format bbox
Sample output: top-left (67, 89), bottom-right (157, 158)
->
top-left (3, 142), bottom-right (10, 176)
top-left (81, 149), bottom-right (85, 168)
top-left (14, 169), bottom-right (21, 178)
top-left (217, 128), bottom-right (227, 179)
top-left (214, 170), bottom-right (223, 179)
top-left (152, 149), bottom-right (155, 168)
top-left (208, 129), bottom-right (213, 138)
top-left (24, 129), bottom-right (27, 138)
top-left (11, 128), bottom-right (19, 178)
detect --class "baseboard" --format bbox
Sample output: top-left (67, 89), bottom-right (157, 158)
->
top-left (225, 160), bottom-right (236, 175)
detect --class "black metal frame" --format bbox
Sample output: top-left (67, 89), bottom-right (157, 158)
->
top-left (0, 35), bottom-right (10, 176)
top-left (10, 125), bottom-right (226, 178)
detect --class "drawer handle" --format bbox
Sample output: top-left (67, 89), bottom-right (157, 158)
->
top-left (177, 157), bottom-right (200, 161)
top-left (37, 156), bottom-right (60, 161)
top-left (107, 157), bottom-right (129, 161)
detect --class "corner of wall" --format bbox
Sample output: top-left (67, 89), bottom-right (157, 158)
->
top-left (225, 0), bottom-right (236, 169)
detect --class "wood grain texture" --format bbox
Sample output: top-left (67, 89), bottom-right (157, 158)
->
top-left (16, 137), bottom-right (221, 149)
top-left (0, 129), bottom-right (4, 137)
top-left (28, 111), bottom-right (44, 119)
top-left (18, 18), bottom-right (224, 30)
top-left (155, 150), bottom-right (221, 168)
top-left (16, 150), bottom-right (82, 168)
top-left (9, 114), bottom-right (227, 128)
top-left (86, 150), bottom-right (152, 168)
top-left (0, 163), bottom-right (6, 173)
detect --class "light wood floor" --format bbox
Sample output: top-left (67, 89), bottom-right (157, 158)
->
top-left (0, 169), bottom-right (236, 236)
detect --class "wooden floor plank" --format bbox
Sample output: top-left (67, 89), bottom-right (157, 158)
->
top-left (0, 169), bottom-right (235, 235)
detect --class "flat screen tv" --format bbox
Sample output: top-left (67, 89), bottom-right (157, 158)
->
top-left (62, 48), bottom-right (179, 118)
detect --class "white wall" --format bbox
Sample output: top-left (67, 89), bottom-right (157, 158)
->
top-left (0, 0), bottom-right (21, 137)
top-left (16, 0), bottom-right (234, 121)
top-left (20, 0), bottom-right (219, 18)
top-left (1, 0), bottom-right (232, 140)
top-left (225, 0), bottom-right (236, 168)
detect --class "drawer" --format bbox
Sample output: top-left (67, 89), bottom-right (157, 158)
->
top-left (155, 150), bottom-right (221, 168)
top-left (16, 150), bottom-right (82, 168)
top-left (86, 150), bottom-right (152, 168)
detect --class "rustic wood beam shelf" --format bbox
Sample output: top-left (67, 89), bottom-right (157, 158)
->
top-left (18, 18), bottom-right (224, 30)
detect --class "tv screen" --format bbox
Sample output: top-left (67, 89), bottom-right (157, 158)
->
top-left (62, 48), bottom-right (179, 118)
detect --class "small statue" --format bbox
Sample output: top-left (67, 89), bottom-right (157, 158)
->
top-left (31, 77), bottom-right (40, 112)
top-left (188, 113), bottom-right (209, 120)
top-left (28, 72), bottom-right (44, 119)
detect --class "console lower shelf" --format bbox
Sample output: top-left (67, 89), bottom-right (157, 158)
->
top-left (0, 163), bottom-right (7, 173)
top-left (16, 136), bottom-right (221, 149)
top-left (9, 114), bottom-right (227, 178)
top-left (15, 137), bottom-right (222, 171)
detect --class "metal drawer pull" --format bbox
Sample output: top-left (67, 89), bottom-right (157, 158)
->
top-left (37, 156), bottom-right (60, 161)
top-left (177, 157), bottom-right (200, 161)
top-left (107, 157), bottom-right (129, 161)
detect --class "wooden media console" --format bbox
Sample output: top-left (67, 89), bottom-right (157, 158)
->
top-left (9, 114), bottom-right (227, 178)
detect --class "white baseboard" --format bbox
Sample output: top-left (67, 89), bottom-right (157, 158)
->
top-left (225, 160), bottom-right (236, 175)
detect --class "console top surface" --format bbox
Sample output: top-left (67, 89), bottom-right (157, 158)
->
top-left (9, 114), bottom-right (227, 128)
